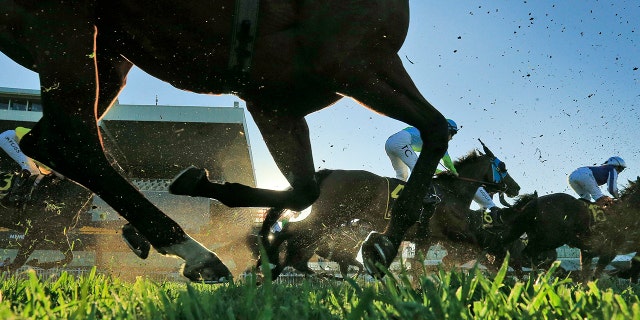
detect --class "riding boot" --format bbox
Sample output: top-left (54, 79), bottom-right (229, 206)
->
top-left (490, 207), bottom-right (502, 225)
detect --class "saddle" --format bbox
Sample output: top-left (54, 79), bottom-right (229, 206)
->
top-left (383, 177), bottom-right (442, 222)
top-left (577, 198), bottom-right (610, 226)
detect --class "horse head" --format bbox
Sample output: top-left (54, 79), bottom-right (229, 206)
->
top-left (454, 140), bottom-right (521, 199)
top-left (605, 176), bottom-right (640, 229)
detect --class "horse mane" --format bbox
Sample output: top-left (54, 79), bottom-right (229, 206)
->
top-left (433, 171), bottom-right (458, 183)
top-left (512, 192), bottom-right (538, 208)
top-left (315, 169), bottom-right (334, 185)
top-left (619, 177), bottom-right (640, 198)
top-left (453, 150), bottom-right (482, 167)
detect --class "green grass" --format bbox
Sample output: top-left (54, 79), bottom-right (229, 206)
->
top-left (1, 260), bottom-right (639, 319)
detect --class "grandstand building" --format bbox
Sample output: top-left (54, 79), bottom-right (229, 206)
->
top-left (0, 86), bottom-right (259, 280)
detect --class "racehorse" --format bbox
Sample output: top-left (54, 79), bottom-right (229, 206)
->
top-left (1, 1), bottom-right (449, 281)
top-left (257, 143), bottom-right (521, 280)
top-left (0, 171), bottom-right (93, 272)
top-left (504, 178), bottom-right (640, 282)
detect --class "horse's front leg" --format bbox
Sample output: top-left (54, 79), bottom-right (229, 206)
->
top-left (580, 250), bottom-right (597, 282)
top-left (341, 53), bottom-right (449, 277)
top-left (16, 21), bottom-right (229, 283)
top-left (593, 253), bottom-right (616, 280)
top-left (628, 253), bottom-right (640, 283)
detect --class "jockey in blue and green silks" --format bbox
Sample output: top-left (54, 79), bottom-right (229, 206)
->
top-left (385, 119), bottom-right (501, 224)
top-left (384, 120), bottom-right (459, 182)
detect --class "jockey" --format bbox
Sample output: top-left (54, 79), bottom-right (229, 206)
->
top-left (384, 119), bottom-right (501, 226)
top-left (0, 127), bottom-right (53, 205)
top-left (384, 119), bottom-right (459, 181)
top-left (568, 156), bottom-right (626, 207)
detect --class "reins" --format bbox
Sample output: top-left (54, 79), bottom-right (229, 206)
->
top-left (453, 175), bottom-right (504, 188)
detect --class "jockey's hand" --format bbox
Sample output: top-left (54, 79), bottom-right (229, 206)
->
top-left (595, 196), bottom-right (613, 207)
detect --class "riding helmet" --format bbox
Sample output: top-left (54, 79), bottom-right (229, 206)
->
top-left (446, 119), bottom-right (458, 135)
top-left (604, 156), bottom-right (627, 169)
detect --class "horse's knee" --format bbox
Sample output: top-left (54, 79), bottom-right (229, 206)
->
top-left (288, 179), bottom-right (320, 211)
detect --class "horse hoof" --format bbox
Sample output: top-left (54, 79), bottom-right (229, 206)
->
top-left (359, 231), bottom-right (397, 279)
top-left (168, 166), bottom-right (207, 196)
top-left (182, 253), bottom-right (232, 284)
top-left (121, 223), bottom-right (151, 259)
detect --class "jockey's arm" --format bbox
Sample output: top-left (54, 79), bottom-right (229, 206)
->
top-left (607, 169), bottom-right (619, 198)
top-left (441, 152), bottom-right (458, 175)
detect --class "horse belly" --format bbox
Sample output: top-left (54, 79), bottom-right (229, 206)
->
top-left (99, 1), bottom-right (241, 92)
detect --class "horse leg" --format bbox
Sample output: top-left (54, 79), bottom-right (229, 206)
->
top-left (283, 224), bottom-right (320, 278)
top-left (14, 19), bottom-right (228, 282)
top-left (170, 95), bottom-right (341, 212)
top-left (6, 231), bottom-right (39, 272)
top-left (338, 55), bottom-right (449, 276)
top-left (629, 253), bottom-right (640, 283)
top-left (121, 223), bottom-right (151, 259)
top-left (580, 250), bottom-right (597, 282)
top-left (26, 234), bottom-right (74, 269)
top-left (593, 253), bottom-right (616, 280)
top-left (285, 240), bottom-right (317, 278)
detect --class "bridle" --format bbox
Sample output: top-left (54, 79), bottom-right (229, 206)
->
top-left (454, 156), bottom-right (510, 193)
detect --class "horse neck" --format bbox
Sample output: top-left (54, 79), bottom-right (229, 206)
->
top-left (605, 188), bottom-right (640, 228)
top-left (456, 157), bottom-right (493, 184)
top-left (454, 157), bottom-right (493, 196)
top-left (436, 177), bottom-right (480, 211)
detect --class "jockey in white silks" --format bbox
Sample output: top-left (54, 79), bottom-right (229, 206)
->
top-left (384, 119), bottom-right (501, 226)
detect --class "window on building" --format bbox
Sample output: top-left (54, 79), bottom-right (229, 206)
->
top-left (10, 99), bottom-right (28, 111)
top-left (0, 98), bottom-right (9, 110)
top-left (28, 102), bottom-right (42, 112)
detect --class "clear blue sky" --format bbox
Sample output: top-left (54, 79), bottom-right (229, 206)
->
top-left (1, 1), bottom-right (638, 200)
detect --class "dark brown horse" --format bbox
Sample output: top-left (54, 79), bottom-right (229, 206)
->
top-left (1, 1), bottom-right (448, 281)
top-left (257, 146), bottom-right (522, 279)
top-left (505, 178), bottom-right (640, 282)
top-left (0, 171), bottom-right (93, 272)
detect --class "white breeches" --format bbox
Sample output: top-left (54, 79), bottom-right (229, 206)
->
top-left (473, 186), bottom-right (497, 210)
top-left (568, 167), bottom-right (604, 201)
top-left (385, 130), bottom-right (417, 181)
top-left (0, 130), bottom-right (40, 175)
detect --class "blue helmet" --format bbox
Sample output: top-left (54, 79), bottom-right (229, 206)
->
top-left (604, 156), bottom-right (626, 169)
top-left (447, 119), bottom-right (458, 135)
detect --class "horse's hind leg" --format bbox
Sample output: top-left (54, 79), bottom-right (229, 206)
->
top-left (26, 237), bottom-right (74, 269)
top-left (14, 14), bottom-right (229, 282)
top-left (6, 232), bottom-right (39, 272)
